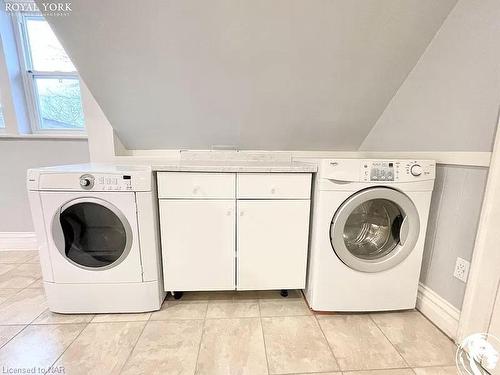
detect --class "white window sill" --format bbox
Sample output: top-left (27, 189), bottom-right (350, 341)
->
top-left (0, 133), bottom-right (88, 140)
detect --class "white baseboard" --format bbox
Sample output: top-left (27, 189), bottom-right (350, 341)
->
top-left (417, 282), bottom-right (461, 341)
top-left (0, 232), bottom-right (37, 250)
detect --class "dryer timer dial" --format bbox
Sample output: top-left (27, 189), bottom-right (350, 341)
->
top-left (79, 174), bottom-right (95, 189)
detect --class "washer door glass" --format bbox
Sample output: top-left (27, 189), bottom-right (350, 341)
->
top-left (343, 199), bottom-right (403, 260)
top-left (330, 187), bottom-right (420, 273)
top-left (55, 199), bottom-right (132, 269)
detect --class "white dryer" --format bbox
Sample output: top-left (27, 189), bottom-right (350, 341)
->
top-left (304, 159), bottom-right (435, 311)
top-left (27, 164), bottom-right (165, 313)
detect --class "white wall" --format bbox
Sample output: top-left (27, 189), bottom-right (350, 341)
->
top-left (44, 0), bottom-right (456, 151)
top-left (0, 139), bottom-right (89, 232)
top-left (361, 0), bottom-right (500, 152)
top-left (420, 165), bottom-right (487, 309)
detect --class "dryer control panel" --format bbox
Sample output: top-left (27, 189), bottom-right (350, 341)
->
top-left (79, 173), bottom-right (133, 191)
top-left (28, 166), bottom-right (152, 192)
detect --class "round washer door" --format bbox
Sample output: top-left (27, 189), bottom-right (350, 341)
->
top-left (51, 197), bottom-right (133, 270)
top-left (330, 187), bottom-right (420, 273)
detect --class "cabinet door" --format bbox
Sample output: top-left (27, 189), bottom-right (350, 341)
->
top-left (159, 199), bottom-right (235, 291)
top-left (237, 200), bottom-right (310, 290)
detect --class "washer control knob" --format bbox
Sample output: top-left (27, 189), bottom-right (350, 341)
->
top-left (410, 164), bottom-right (423, 177)
top-left (79, 174), bottom-right (95, 189)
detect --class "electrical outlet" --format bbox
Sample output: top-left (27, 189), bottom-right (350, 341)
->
top-left (453, 257), bottom-right (470, 283)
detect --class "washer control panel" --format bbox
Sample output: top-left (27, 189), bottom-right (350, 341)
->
top-left (368, 161), bottom-right (396, 181)
top-left (80, 173), bottom-right (133, 191)
top-left (361, 160), bottom-right (435, 182)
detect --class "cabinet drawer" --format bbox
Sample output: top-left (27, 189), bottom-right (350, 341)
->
top-left (237, 173), bottom-right (311, 199)
top-left (157, 172), bottom-right (235, 199)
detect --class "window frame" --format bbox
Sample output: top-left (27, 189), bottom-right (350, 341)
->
top-left (12, 12), bottom-right (86, 134)
top-left (0, 94), bottom-right (5, 130)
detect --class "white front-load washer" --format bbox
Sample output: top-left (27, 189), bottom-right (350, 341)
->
top-left (27, 164), bottom-right (166, 313)
top-left (304, 159), bottom-right (435, 311)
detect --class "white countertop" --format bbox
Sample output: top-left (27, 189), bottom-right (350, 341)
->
top-left (151, 159), bottom-right (317, 173)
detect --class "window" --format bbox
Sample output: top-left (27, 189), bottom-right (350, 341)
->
top-left (16, 14), bottom-right (85, 132)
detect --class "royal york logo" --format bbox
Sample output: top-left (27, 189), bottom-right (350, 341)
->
top-left (4, 1), bottom-right (72, 16)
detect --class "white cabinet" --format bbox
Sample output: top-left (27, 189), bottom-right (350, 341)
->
top-left (157, 171), bottom-right (312, 292)
top-left (159, 199), bottom-right (235, 291)
top-left (237, 200), bottom-right (311, 290)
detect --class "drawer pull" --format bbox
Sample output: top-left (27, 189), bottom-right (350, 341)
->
top-left (192, 186), bottom-right (200, 194)
top-left (271, 187), bottom-right (276, 194)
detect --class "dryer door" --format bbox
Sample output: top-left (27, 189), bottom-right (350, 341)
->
top-left (52, 197), bottom-right (133, 270)
top-left (330, 187), bottom-right (420, 273)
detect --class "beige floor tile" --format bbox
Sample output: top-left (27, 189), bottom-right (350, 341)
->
top-left (206, 290), bottom-right (260, 302)
top-left (0, 288), bottom-right (47, 325)
top-left (344, 370), bottom-right (415, 375)
top-left (0, 250), bottom-right (38, 264)
top-left (33, 310), bottom-right (94, 325)
top-left (0, 264), bottom-right (17, 276)
top-left (20, 262), bottom-right (42, 277)
top-left (167, 291), bottom-right (214, 301)
top-left (259, 299), bottom-right (311, 317)
top-left (0, 324), bottom-right (85, 369)
top-left (27, 278), bottom-right (44, 288)
top-left (91, 312), bottom-right (151, 323)
top-left (413, 366), bottom-right (458, 375)
top-left (0, 289), bottom-right (22, 304)
top-left (197, 318), bottom-right (268, 375)
top-left (233, 290), bottom-right (262, 301)
top-left (262, 315), bottom-right (338, 374)
top-left (205, 291), bottom-right (239, 301)
top-left (0, 325), bottom-right (25, 347)
top-left (0, 263), bottom-right (41, 288)
top-left (371, 311), bottom-right (457, 367)
top-left (121, 320), bottom-right (203, 375)
top-left (150, 300), bottom-right (207, 320)
top-left (168, 290), bottom-right (262, 302)
top-left (26, 254), bottom-right (40, 264)
top-left (206, 301), bottom-right (259, 318)
top-left (258, 289), bottom-right (302, 300)
top-left (318, 314), bottom-right (406, 371)
top-left (54, 321), bottom-right (145, 375)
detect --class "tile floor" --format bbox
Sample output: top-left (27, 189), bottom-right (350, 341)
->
top-left (0, 250), bottom-right (459, 374)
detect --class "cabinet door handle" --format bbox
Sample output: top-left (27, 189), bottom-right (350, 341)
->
top-left (271, 187), bottom-right (276, 194)
top-left (240, 211), bottom-right (244, 216)
top-left (192, 186), bottom-right (200, 194)
top-left (226, 210), bottom-right (232, 216)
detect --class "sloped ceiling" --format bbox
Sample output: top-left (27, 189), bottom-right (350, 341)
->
top-left (42, 0), bottom-right (457, 150)
top-left (361, 0), bottom-right (500, 152)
